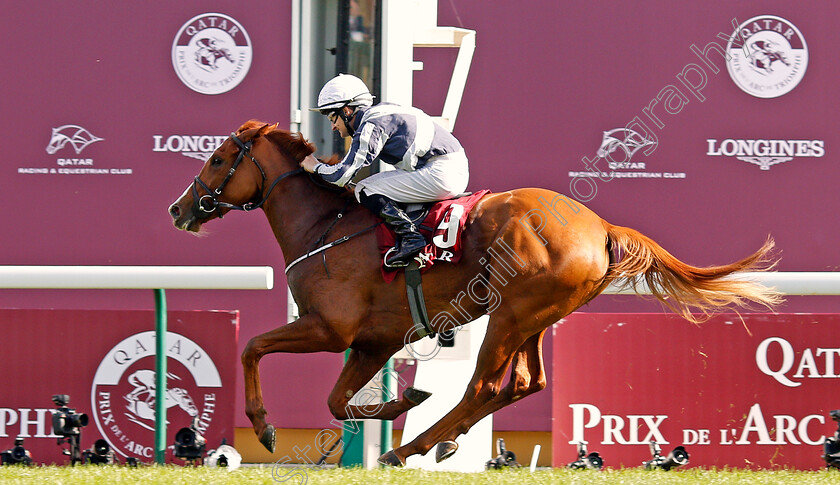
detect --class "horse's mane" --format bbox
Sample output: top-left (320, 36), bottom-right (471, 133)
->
top-left (236, 120), bottom-right (353, 199)
top-left (236, 120), bottom-right (316, 162)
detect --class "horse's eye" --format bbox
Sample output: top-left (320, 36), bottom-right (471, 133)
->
top-left (211, 157), bottom-right (224, 166)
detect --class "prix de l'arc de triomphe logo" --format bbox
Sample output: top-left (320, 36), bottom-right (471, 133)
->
top-left (90, 331), bottom-right (222, 459)
top-left (725, 15), bottom-right (808, 99)
top-left (171, 13), bottom-right (252, 95)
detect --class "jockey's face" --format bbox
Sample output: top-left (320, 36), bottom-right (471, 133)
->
top-left (328, 107), bottom-right (354, 138)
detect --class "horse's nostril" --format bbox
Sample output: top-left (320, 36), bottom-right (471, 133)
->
top-left (169, 204), bottom-right (180, 218)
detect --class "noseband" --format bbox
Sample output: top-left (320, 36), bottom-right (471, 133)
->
top-left (192, 133), bottom-right (303, 218)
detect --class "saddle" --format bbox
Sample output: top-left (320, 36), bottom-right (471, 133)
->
top-left (399, 197), bottom-right (462, 230)
top-left (377, 190), bottom-right (490, 282)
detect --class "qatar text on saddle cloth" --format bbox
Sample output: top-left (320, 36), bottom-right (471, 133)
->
top-left (377, 190), bottom-right (491, 283)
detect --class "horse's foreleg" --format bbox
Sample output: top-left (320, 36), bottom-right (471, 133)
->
top-left (379, 314), bottom-right (522, 466)
top-left (241, 313), bottom-right (348, 452)
top-left (328, 349), bottom-right (432, 422)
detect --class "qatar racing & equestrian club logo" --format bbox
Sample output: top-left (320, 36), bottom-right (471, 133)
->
top-left (91, 331), bottom-right (222, 459)
top-left (45, 125), bottom-right (104, 154)
top-left (725, 15), bottom-right (808, 99)
top-left (596, 128), bottom-right (656, 165)
top-left (171, 13), bottom-right (252, 95)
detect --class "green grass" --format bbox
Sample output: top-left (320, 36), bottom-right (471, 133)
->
top-left (0, 465), bottom-right (838, 484)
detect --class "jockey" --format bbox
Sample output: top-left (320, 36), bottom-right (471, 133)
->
top-left (301, 74), bottom-right (469, 268)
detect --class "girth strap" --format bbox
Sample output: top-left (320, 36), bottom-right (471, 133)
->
top-left (405, 261), bottom-right (434, 338)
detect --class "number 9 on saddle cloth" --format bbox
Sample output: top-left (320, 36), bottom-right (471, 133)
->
top-left (376, 190), bottom-right (490, 283)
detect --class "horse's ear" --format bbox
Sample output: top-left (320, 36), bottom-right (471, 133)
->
top-left (258, 123), bottom-right (278, 137)
top-left (238, 120), bottom-right (264, 134)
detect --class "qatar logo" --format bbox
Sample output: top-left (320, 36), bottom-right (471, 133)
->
top-left (171, 13), bottom-right (252, 95)
top-left (45, 125), bottom-right (104, 154)
top-left (596, 128), bottom-right (656, 163)
top-left (725, 15), bottom-right (808, 98)
top-left (91, 331), bottom-right (222, 459)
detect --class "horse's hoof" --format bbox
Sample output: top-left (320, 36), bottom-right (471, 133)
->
top-left (404, 387), bottom-right (432, 406)
top-left (259, 424), bottom-right (276, 453)
top-left (435, 441), bottom-right (458, 463)
top-left (377, 450), bottom-right (405, 467)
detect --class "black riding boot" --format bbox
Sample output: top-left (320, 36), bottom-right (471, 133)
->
top-left (360, 192), bottom-right (427, 267)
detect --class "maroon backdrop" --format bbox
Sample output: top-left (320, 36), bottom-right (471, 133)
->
top-left (1, 1), bottom-right (838, 442)
top-left (0, 309), bottom-right (237, 464)
top-left (552, 313), bottom-right (839, 470)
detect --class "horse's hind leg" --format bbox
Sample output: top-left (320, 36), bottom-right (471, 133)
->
top-left (241, 313), bottom-right (349, 452)
top-left (379, 311), bottom-right (523, 466)
top-left (327, 349), bottom-right (433, 423)
top-left (434, 330), bottom-right (547, 461)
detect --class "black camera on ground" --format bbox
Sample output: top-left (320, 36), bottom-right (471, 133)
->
top-left (174, 417), bottom-right (206, 464)
top-left (51, 394), bottom-right (89, 436)
top-left (0, 438), bottom-right (33, 466)
top-left (567, 441), bottom-right (603, 470)
top-left (822, 409), bottom-right (840, 469)
top-left (485, 438), bottom-right (519, 469)
top-left (643, 440), bottom-right (689, 471)
top-left (83, 439), bottom-right (117, 465)
top-left (51, 394), bottom-right (88, 465)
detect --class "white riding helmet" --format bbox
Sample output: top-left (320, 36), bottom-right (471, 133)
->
top-left (312, 74), bottom-right (374, 112)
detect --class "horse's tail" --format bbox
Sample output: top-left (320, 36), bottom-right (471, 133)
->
top-left (603, 223), bottom-right (783, 323)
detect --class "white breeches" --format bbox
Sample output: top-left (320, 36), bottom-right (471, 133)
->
top-left (354, 150), bottom-right (469, 203)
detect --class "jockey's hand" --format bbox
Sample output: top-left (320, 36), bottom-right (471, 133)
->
top-left (300, 154), bottom-right (320, 173)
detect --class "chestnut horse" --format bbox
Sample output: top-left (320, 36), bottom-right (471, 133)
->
top-left (168, 121), bottom-right (781, 466)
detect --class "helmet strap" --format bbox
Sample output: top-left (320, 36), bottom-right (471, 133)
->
top-left (338, 105), bottom-right (356, 137)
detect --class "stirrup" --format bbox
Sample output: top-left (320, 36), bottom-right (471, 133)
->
top-left (383, 247), bottom-right (410, 268)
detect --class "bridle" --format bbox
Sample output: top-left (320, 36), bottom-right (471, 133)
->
top-left (191, 132), bottom-right (303, 219)
top-left (191, 131), bottom-right (381, 276)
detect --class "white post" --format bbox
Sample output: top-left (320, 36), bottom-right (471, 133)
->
top-left (529, 444), bottom-right (541, 472)
top-left (381, 2), bottom-right (481, 470)
top-left (401, 316), bottom-right (492, 472)
top-left (0, 265), bottom-right (273, 289)
top-left (381, 0), bottom-right (476, 130)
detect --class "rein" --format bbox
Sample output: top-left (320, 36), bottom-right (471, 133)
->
top-left (192, 132), bottom-right (303, 218)
top-left (284, 222), bottom-right (381, 275)
top-left (286, 199), bottom-right (382, 277)
top-left (192, 131), bottom-right (380, 276)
